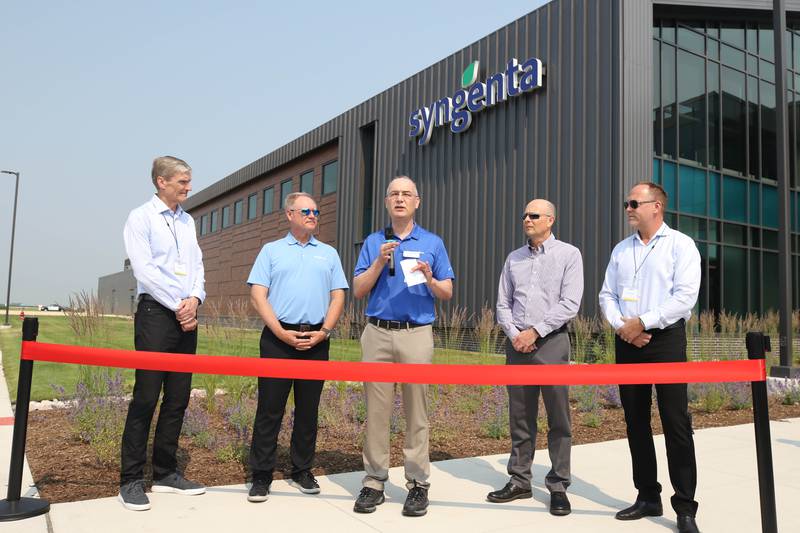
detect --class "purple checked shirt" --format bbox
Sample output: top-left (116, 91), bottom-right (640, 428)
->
top-left (496, 234), bottom-right (584, 340)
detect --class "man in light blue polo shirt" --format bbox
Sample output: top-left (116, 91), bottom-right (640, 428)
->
top-left (352, 176), bottom-right (454, 517)
top-left (246, 192), bottom-right (348, 502)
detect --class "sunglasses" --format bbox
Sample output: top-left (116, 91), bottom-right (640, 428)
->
top-left (623, 199), bottom-right (657, 210)
top-left (522, 212), bottom-right (550, 221)
top-left (291, 208), bottom-right (320, 217)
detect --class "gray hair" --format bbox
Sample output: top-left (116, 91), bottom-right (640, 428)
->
top-left (385, 175), bottom-right (419, 196)
top-left (151, 156), bottom-right (191, 188)
top-left (284, 191), bottom-right (314, 209)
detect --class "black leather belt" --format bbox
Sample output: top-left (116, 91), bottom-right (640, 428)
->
top-left (279, 321), bottom-right (322, 332)
top-left (368, 317), bottom-right (426, 330)
top-left (139, 294), bottom-right (158, 303)
top-left (660, 318), bottom-right (686, 331)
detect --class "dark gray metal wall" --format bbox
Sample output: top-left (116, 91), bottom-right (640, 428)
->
top-left (185, 0), bottom-right (629, 319)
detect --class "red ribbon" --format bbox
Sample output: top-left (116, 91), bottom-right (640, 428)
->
top-left (20, 341), bottom-right (766, 385)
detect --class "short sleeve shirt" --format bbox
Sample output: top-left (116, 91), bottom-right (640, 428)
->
top-left (354, 224), bottom-right (454, 324)
top-left (248, 232), bottom-right (349, 324)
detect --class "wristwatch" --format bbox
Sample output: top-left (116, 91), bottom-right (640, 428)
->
top-left (321, 327), bottom-right (333, 339)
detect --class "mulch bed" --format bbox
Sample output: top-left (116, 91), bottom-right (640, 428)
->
top-left (24, 395), bottom-right (800, 504)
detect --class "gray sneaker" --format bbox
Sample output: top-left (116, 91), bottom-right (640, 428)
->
top-left (118, 480), bottom-right (151, 511)
top-left (151, 473), bottom-right (206, 495)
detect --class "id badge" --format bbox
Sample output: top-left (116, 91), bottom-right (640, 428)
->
top-left (621, 286), bottom-right (639, 302)
top-left (174, 262), bottom-right (188, 276)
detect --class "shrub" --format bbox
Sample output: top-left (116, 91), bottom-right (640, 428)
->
top-left (69, 370), bottom-right (128, 466)
top-left (695, 383), bottom-right (729, 413)
top-left (725, 382), bottom-right (752, 410)
top-left (478, 386), bottom-right (509, 439)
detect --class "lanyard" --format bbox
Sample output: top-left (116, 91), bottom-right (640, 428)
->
top-left (632, 229), bottom-right (663, 280)
top-left (162, 212), bottom-right (181, 261)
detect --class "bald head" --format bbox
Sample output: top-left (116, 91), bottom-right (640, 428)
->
top-left (525, 199), bottom-right (556, 219)
top-left (386, 176), bottom-right (419, 197)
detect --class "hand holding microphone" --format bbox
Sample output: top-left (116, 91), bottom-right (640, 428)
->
top-left (383, 227), bottom-right (398, 276)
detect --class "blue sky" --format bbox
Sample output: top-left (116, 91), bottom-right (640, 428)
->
top-left (0, 0), bottom-right (546, 305)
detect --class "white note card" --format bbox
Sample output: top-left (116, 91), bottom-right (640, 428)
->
top-left (400, 259), bottom-right (426, 287)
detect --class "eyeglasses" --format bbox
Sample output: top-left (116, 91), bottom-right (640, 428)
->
top-left (387, 191), bottom-right (417, 199)
top-left (290, 208), bottom-right (320, 217)
top-left (522, 212), bottom-right (551, 221)
top-left (623, 199), bottom-right (657, 210)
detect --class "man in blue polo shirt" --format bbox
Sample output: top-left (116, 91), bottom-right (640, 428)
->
top-left (246, 191), bottom-right (348, 503)
top-left (352, 176), bottom-right (454, 517)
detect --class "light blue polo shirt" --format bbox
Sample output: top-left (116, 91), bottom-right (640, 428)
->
top-left (248, 232), bottom-right (349, 324)
top-left (354, 224), bottom-right (454, 324)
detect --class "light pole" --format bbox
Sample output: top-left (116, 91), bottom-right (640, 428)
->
top-left (1, 170), bottom-right (20, 328)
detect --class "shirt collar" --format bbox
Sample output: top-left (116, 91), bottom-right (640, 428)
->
top-left (528, 233), bottom-right (555, 253)
top-left (633, 222), bottom-right (671, 245)
top-left (285, 231), bottom-right (318, 247)
top-left (150, 194), bottom-right (184, 217)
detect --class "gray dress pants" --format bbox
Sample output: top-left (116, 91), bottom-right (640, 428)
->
top-left (505, 330), bottom-right (572, 493)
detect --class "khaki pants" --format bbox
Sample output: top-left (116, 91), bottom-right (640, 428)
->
top-left (360, 323), bottom-right (433, 490)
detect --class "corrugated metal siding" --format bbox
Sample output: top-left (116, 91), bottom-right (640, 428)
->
top-left (185, 0), bottom-right (626, 319)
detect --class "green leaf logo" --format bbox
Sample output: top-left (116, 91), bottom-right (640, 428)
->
top-left (461, 61), bottom-right (479, 88)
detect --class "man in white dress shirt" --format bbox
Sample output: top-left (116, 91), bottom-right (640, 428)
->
top-left (599, 182), bottom-right (701, 533)
top-left (118, 156), bottom-right (207, 511)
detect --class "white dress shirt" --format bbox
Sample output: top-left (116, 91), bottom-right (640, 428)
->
top-left (599, 222), bottom-right (700, 331)
top-left (123, 195), bottom-right (206, 311)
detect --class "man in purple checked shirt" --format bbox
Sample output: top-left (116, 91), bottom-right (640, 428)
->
top-left (488, 198), bottom-right (584, 517)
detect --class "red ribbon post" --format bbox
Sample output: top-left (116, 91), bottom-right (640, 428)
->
top-left (20, 341), bottom-right (766, 386)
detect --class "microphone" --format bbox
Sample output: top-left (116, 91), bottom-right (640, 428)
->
top-left (384, 226), bottom-right (396, 276)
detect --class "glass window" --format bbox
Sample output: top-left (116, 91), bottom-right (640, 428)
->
top-left (248, 193), bottom-right (257, 220)
top-left (721, 44), bottom-right (745, 70)
top-left (199, 214), bottom-right (208, 236)
top-left (665, 211), bottom-right (677, 227)
top-left (721, 22), bottom-right (745, 48)
top-left (300, 170), bottom-right (314, 194)
top-left (707, 23), bottom-right (719, 39)
top-left (749, 182), bottom-right (760, 225)
top-left (709, 172), bottom-right (721, 217)
top-left (709, 220), bottom-right (720, 242)
top-left (723, 246), bottom-right (748, 315)
top-left (758, 25), bottom-right (774, 61)
top-left (322, 161), bottom-right (338, 194)
top-left (747, 24), bottom-right (758, 51)
top-left (222, 205), bottom-right (231, 228)
top-left (678, 26), bottom-right (705, 54)
top-left (210, 210), bottom-right (219, 232)
top-left (708, 243), bottom-right (721, 311)
top-left (762, 185), bottom-right (778, 228)
top-left (723, 175), bottom-right (747, 222)
top-left (662, 44), bottom-right (677, 159)
top-left (679, 165), bottom-right (706, 214)
top-left (263, 187), bottom-right (274, 214)
top-left (794, 33), bottom-right (800, 70)
top-left (653, 41), bottom-right (662, 155)
top-left (751, 227), bottom-right (761, 247)
top-left (678, 50), bottom-right (706, 164)
top-left (281, 179), bottom-right (293, 208)
top-left (763, 229), bottom-right (778, 250)
top-left (760, 81), bottom-right (776, 181)
top-left (662, 20), bottom-right (675, 43)
top-left (747, 53), bottom-right (758, 74)
top-left (763, 252), bottom-right (779, 310)
top-left (653, 158), bottom-right (661, 184)
top-left (748, 76), bottom-right (759, 177)
top-left (722, 67), bottom-right (746, 174)
top-left (759, 59), bottom-right (774, 83)
top-left (723, 222), bottom-right (746, 245)
top-left (708, 62), bottom-right (720, 169)
top-left (707, 38), bottom-right (719, 60)
top-left (234, 200), bottom-right (243, 225)
top-left (678, 215), bottom-right (707, 240)
top-left (663, 161), bottom-right (677, 206)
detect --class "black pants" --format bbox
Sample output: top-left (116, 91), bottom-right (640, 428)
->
top-left (120, 298), bottom-right (196, 485)
top-left (249, 325), bottom-right (328, 482)
top-left (616, 324), bottom-right (698, 517)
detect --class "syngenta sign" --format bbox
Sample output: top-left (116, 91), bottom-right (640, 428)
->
top-left (408, 57), bottom-right (545, 146)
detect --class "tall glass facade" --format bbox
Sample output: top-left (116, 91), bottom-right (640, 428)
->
top-left (653, 18), bottom-right (800, 315)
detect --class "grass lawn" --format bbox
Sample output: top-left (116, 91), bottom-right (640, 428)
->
top-left (1, 316), bottom-right (504, 401)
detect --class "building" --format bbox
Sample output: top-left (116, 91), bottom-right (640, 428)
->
top-left (101, 0), bottom-right (800, 321)
top-left (98, 259), bottom-right (137, 316)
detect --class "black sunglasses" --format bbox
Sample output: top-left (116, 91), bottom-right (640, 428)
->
top-left (291, 208), bottom-right (320, 217)
top-left (522, 212), bottom-right (550, 221)
top-left (623, 199), bottom-right (657, 210)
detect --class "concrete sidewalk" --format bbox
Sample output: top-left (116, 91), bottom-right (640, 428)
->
top-left (1, 351), bottom-right (799, 531)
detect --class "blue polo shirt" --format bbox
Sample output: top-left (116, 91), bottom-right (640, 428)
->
top-left (247, 232), bottom-right (349, 324)
top-left (355, 224), bottom-right (454, 324)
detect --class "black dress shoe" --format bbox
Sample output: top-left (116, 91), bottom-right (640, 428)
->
top-left (677, 515), bottom-right (700, 533)
top-left (486, 482), bottom-right (533, 503)
top-left (615, 500), bottom-right (664, 520)
top-left (549, 491), bottom-right (571, 516)
top-left (353, 487), bottom-right (384, 513)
